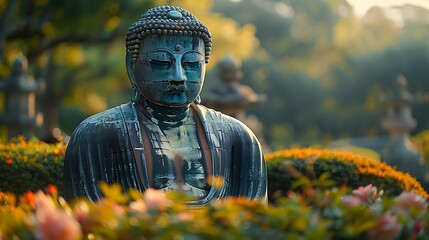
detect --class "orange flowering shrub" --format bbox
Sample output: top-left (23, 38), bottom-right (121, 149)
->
top-left (0, 137), bottom-right (66, 196)
top-left (265, 148), bottom-right (428, 200)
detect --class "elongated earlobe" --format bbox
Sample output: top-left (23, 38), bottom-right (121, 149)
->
top-left (126, 53), bottom-right (142, 102)
top-left (126, 52), bottom-right (136, 87)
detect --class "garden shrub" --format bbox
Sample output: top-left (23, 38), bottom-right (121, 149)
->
top-left (1, 137), bottom-right (427, 204)
top-left (1, 184), bottom-right (428, 239)
top-left (0, 137), bottom-right (65, 196)
top-left (266, 148), bottom-right (428, 201)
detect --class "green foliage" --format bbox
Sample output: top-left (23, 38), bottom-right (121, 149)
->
top-left (1, 183), bottom-right (428, 239)
top-left (0, 141), bottom-right (428, 238)
top-left (412, 130), bottom-right (429, 170)
top-left (0, 137), bottom-right (65, 196)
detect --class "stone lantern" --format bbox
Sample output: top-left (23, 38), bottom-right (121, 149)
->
top-left (381, 75), bottom-right (428, 189)
top-left (0, 56), bottom-right (44, 138)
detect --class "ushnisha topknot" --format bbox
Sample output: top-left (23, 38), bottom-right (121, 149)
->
top-left (126, 6), bottom-right (212, 64)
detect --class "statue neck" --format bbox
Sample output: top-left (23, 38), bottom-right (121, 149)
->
top-left (136, 98), bottom-right (190, 128)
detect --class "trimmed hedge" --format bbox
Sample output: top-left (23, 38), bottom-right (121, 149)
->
top-left (0, 137), bottom-right (65, 196)
top-left (266, 148), bottom-right (428, 201)
top-left (1, 141), bottom-right (427, 202)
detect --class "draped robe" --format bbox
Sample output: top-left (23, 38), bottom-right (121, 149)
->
top-left (63, 102), bottom-right (267, 205)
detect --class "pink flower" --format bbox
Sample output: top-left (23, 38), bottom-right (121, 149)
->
top-left (352, 184), bottom-right (383, 204)
top-left (178, 212), bottom-right (194, 222)
top-left (368, 212), bottom-right (402, 240)
top-left (35, 191), bottom-right (55, 212)
top-left (342, 195), bottom-right (362, 206)
top-left (129, 199), bottom-right (147, 212)
top-left (144, 188), bottom-right (169, 211)
top-left (73, 201), bottom-right (93, 233)
top-left (73, 201), bottom-right (89, 221)
top-left (394, 191), bottom-right (428, 219)
top-left (35, 191), bottom-right (81, 240)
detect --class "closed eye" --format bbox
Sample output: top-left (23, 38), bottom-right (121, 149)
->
top-left (183, 61), bottom-right (200, 70)
top-left (149, 59), bottom-right (171, 69)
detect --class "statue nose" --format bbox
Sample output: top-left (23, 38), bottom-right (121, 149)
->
top-left (172, 60), bottom-right (187, 82)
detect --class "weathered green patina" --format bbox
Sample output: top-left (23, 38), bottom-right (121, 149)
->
top-left (63, 6), bottom-right (267, 205)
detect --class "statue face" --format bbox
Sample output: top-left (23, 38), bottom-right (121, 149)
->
top-left (132, 35), bottom-right (206, 106)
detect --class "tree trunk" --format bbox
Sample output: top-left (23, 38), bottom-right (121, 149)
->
top-left (39, 97), bottom-right (61, 143)
top-left (37, 50), bottom-right (63, 143)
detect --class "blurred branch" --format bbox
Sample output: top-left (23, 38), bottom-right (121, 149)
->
top-left (44, 50), bottom-right (57, 100)
top-left (27, 29), bottom-right (122, 60)
top-left (0, 0), bottom-right (17, 59)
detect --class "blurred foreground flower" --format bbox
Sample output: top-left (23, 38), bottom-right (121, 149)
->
top-left (394, 191), bottom-right (428, 219)
top-left (129, 199), bottom-right (147, 212)
top-left (1, 182), bottom-right (429, 239)
top-left (35, 191), bottom-right (81, 240)
top-left (143, 188), bottom-right (170, 211)
top-left (368, 213), bottom-right (402, 240)
top-left (352, 184), bottom-right (383, 204)
top-left (341, 195), bottom-right (361, 206)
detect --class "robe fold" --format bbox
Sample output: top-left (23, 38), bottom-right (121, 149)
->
top-left (63, 102), bottom-right (267, 205)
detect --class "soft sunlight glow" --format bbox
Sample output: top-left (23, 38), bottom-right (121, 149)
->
top-left (384, 8), bottom-right (405, 27)
top-left (274, 2), bottom-right (294, 18)
top-left (346, 0), bottom-right (429, 17)
top-left (338, 5), bottom-right (350, 18)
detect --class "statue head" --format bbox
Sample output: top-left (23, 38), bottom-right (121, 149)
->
top-left (125, 6), bottom-right (212, 107)
top-left (218, 55), bottom-right (243, 83)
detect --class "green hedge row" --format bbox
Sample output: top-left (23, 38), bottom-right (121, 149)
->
top-left (0, 138), bottom-right (65, 196)
top-left (0, 140), bottom-right (427, 201)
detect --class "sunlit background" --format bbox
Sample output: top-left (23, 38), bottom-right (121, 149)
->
top-left (0, 0), bottom-right (428, 150)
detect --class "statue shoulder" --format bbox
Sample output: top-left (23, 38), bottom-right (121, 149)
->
top-left (69, 103), bottom-right (133, 143)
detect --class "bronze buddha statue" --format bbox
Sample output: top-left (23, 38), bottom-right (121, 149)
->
top-left (63, 6), bottom-right (267, 205)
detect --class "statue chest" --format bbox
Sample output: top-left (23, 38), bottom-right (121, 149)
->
top-left (139, 114), bottom-right (212, 199)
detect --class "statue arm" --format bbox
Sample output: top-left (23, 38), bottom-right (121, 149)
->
top-left (230, 121), bottom-right (267, 202)
top-left (63, 106), bottom-right (141, 202)
top-left (63, 121), bottom-right (111, 202)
